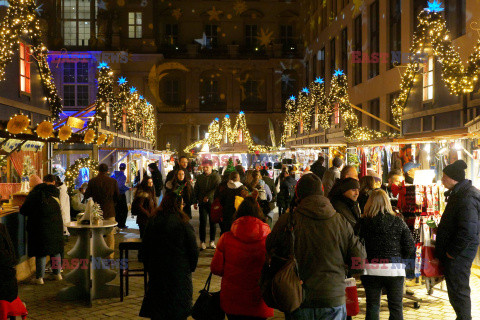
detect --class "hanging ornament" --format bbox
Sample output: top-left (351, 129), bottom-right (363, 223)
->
top-left (7, 114), bottom-right (30, 135)
top-left (58, 125), bottom-right (72, 141)
top-left (36, 120), bottom-right (53, 139)
top-left (106, 134), bottom-right (114, 146)
top-left (97, 133), bottom-right (107, 145)
top-left (84, 129), bottom-right (96, 144)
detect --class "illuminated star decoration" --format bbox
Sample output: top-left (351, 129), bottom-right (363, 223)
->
top-left (301, 87), bottom-right (309, 94)
top-left (195, 32), bottom-right (210, 48)
top-left (233, 0), bottom-right (247, 15)
top-left (139, 95), bottom-right (144, 99)
top-left (333, 69), bottom-right (345, 77)
top-left (351, 0), bottom-right (364, 16)
top-left (257, 28), bottom-right (274, 47)
top-left (141, 0), bottom-right (148, 7)
top-left (97, 0), bottom-right (107, 10)
top-left (35, 3), bottom-right (43, 15)
top-left (207, 6), bottom-right (223, 21)
top-left (239, 111), bottom-right (245, 115)
top-left (425, 0), bottom-right (444, 12)
top-left (118, 77), bottom-right (127, 85)
top-left (97, 61), bottom-right (108, 69)
top-left (172, 8), bottom-right (182, 20)
top-left (130, 87), bottom-right (137, 94)
top-left (281, 74), bottom-right (292, 86)
top-left (215, 118), bottom-right (219, 121)
top-left (289, 95), bottom-right (296, 100)
top-left (225, 114), bottom-right (230, 118)
top-left (314, 77), bottom-right (324, 84)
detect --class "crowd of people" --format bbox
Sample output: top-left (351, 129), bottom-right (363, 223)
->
top-left (1, 154), bottom-right (479, 320)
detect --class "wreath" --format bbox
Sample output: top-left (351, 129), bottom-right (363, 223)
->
top-left (64, 157), bottom-right (99, 195)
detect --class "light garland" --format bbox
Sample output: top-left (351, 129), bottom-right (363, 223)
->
top-left (90, 62), bottom-right (115, 129)
top-left (112, 77), bottom-right (127, 131)
top-left (282, 0), bottom-right (480, 142)
top-left (0, 0), bottom-right (63, 119)
top-left (295, 87), bottom-right (314, 133)
top-left (64, 157), bottom-right (99, 196)
top-left (184, 112), bottom-right (277, 153)
top-left (126, 87), bottom-right (140, 133)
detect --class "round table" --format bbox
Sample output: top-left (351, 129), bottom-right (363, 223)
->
top-left (58, 220), bottom-right (119, 305)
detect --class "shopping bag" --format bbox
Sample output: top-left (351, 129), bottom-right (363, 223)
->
top-left (210, 198), bottom-right (223, 224)
top-left (345, 278), bottom-right (359, 316)
top-left (234, 196), bottom-right (244, 210)
top-left (421, 241), bottom-right (443, 277)
top-left (191, 273), bottom-right (225, 320)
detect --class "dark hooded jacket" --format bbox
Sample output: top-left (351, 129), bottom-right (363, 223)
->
top-left (218, 180), bottom-right (248, 230)
top-left (310, 160), bottom-right (327, 180)
top-left (330, 194), bottom-right (362, 233)
top-left (266, 195), bottom-right (366, 308)
top-left (20, 183), bottom-right (64, 257)
top-left (0, 223), bottom-right (17, 302)
top-left (140, 211), bottom-right (199, 320)
top-left (436, 179), bottom-right (480, 261)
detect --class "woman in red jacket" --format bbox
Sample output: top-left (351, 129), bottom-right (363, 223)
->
top-left (210, 196), bottom-right (274, 320)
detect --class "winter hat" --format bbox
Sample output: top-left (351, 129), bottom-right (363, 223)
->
top-left (332, 156), bottom-right (343, 168)
top-left (443, 160), bottom-right (467, 182)
top-left (338, 178), bottom-right (360, 194)
top-left (295, 173), bottom-right (323, 200)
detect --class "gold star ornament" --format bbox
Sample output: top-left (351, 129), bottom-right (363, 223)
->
top-left (257, 28), bottom-right (274, 47)
top-left (233, 0), bottom-right (247, 15)
top-left (172, 8), bottom-right (182, 20)
top-left (208, 6), bottom-right (223, 21)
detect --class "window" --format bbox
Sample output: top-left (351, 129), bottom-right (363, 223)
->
top-left (312, 55), bottom-right (317, 80)
top-left (202, 80), bottom-right (219, 105)
top-left (205, 25), bottom-right (218, 47)
top-left (389, 0), bottom-right (401, 69)
top-left (334, 105), bottom-right (340, 124)
top-left (330, 38), bottom-right (336, 76)
top-left (280, 25), bottom-right (294, 50)
top-left (319, 48), bottom-right (325, 81)
top-left (245, 80), bottom-right (259, 103)
top-left (165, 24), bottom-right (178, 44)
top-left (305, 61), bottom-right (309, 85)
top-left (369, 98), bottom-right (380, 131)
top-left (62, 0), bottom-right (97, 46)
top-left (369, 1), bottom-right (379, 78)
top-left (128, 12), bottom-right (142, 38)
top-left (19, 43), bottom-right (30, 94)
top-left (341, 0), bottom-right (349, 9)
top-left (63, 62), bottom-right (89, 108)
top-left (423, 56), bottom-right (434, 101)
top-left (353, 15), bottom-right (362, 85)
top-left (164, 79), bottom-right (180, 105)
top-left (245, 25), bottom-right (258, 49)
top-left (341, 28), bottom-right (348, 72)
top-left (445, 0), bottom-right (465, 38)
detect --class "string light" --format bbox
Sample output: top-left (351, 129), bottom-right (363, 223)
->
top-left (64, 158), bottom-right (98, 195)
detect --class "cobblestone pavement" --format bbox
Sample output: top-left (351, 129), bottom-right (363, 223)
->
top-left (18, 209), bottom-right (480, 320)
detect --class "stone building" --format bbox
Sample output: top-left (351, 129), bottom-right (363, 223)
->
top-left (41, 0), bottom-right (304, 153)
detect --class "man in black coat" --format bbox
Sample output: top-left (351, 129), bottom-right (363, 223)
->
top-left (310, 155), bottom-right (327, 180)
top-left (436, 160), bottom-right (480, 320)
top-left (0, 223), bottom-right (18, 301)
top-left (165, 156), bottom-right (192, 185)
top-left (20, 174), bottom-right (64, 284)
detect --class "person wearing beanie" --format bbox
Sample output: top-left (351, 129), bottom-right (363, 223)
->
top-left (436, 159), bottom-right (480, 320)
top-left (322, 156), bottom-right (343, 197)
top-left (266, 174), bottom-right (365, 319)
top-left (329, 178), bottom-right (361, 233)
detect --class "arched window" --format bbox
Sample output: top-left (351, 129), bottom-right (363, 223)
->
top-left (160, 70), bottom-right (186, 108)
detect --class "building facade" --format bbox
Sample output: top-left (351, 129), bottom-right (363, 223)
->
top-left (42, 0), bottom-right (304, 153)
top-left (286, 0), bottom-right (480, 147)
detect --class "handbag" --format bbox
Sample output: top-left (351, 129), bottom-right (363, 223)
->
top-left (259, 211), bottom-right (304, 313)
top-left (191, 273), bottom-right (225, 320)
top-left (345, 278), bottom-right (359, 316)
top-left (421, 240), bottom-right (444, 277)
top-left (210, 198), bottom-right (223, 224)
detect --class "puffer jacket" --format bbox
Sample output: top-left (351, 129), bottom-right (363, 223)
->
top-left (436, 179), bottom-right (480, 261)
top-left (358, 212), bottom-right (415, 262)
top-left (211, 216), bottom-right (273, 318)
top-left (266, 195), bottom-right (366, 308)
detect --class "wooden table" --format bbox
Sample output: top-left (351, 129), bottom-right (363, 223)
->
top-left (58, 220), bottom-right (119, 305)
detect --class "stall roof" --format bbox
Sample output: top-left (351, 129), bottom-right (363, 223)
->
top-left (394, 128), bottom-right (470, 143)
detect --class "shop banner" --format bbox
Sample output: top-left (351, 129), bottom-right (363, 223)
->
top-left (0, 139), bottom-right (44, 153)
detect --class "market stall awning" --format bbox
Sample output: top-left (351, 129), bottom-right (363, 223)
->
top-left (394, 128), bottom-right (470, 144)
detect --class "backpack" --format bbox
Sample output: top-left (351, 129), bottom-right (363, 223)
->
top-left (210, 198), bottom-right (223, 223)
